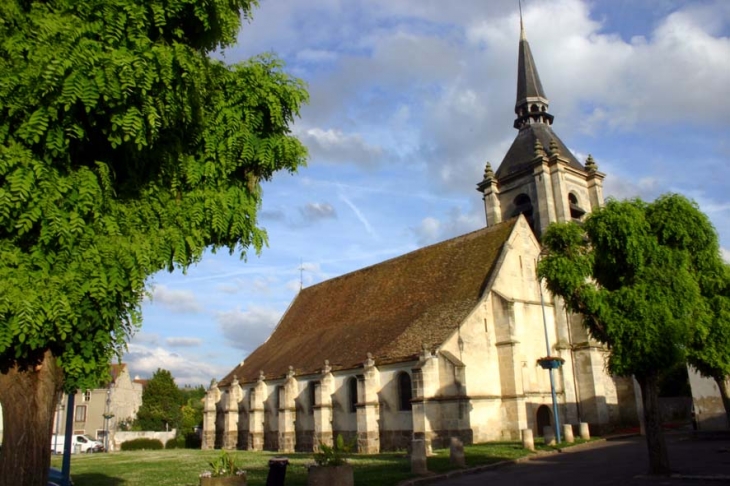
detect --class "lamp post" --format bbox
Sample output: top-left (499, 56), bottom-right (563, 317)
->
top-left (537, 253), bottom-right (563, 444)
top-left (103, 387), bottom-right (112, 452)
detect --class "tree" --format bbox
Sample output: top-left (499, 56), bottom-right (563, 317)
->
top-left (687, 263), bottom-right (730, 425)
top-left (0, 1), bottom-right (307, 484)
top-left (537, 194), bottom-right (721, 475)
top-left (135, 369), bottom-right (183, 431)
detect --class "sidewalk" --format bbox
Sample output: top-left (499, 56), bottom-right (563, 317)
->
top-left (401, 431), bottom-right (730, 486)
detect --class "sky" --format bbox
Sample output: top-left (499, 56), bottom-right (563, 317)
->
top-left (123, 0), bottom-right (730, 386)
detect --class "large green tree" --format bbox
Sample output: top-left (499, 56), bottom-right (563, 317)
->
top-left (537, 194), bottom-right (722, 474)
top-left (0, 1), bottom-right (307, 484)
top-left (687, 263), bottom-right (730, 425)
top-left (135, 369), bottom-right (184, 431)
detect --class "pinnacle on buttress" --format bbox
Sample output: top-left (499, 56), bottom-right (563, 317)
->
top-left (534, 139), bottom-right (545, 157)
top-left (484, 162), bottom-right (495, 180)
top-left (585, 154), bottom-right (597, 172)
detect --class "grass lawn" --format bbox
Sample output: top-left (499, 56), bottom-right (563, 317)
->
top-left (50, 438), bottom-right (595, 486)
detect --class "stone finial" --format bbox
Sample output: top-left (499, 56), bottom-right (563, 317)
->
top-left (549, 138), bottom-right (560, 155)
top-left (231, 375), bottom-right (239, 387)
top-left (323, 359), bottom-right (331, 374)
top-left (483, 162), bottom-right (494, 181)
top-left (287, 366), bottom-right (295, 379)
top-left (258, 370), bottom-right (265, 382)
top-left (585, 154), bottom-right (598, 172)
top-left (364, 352), bottom-right (375, 368)
top-left (421, 343), bottom-right (431, 360)
top-left (209, 378), bottom-right (218, 391)
top-left (534, 139), bottom-right (545, 157)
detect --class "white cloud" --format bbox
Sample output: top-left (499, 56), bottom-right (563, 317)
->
top-left (129, 332), bottom-right (160, 346)
top-left (124, 344), bottom-right (227, 386)
top-left (411, 207), bottom-right (484, 246)
top-left (721, 247), bottom-right (730, 263)
top-left (296, 48), bottom-right (338, 63)
top-left (299, 127), bottom-right (384, 167)
top-left (338, 192), bottom-right (377, 238)
top-left (216, 306), bottom-right (283, 352)
top-left (148, 285), bottom-right (202, 313)
top-left (300, 202), bottom-right (337, 222)
top-left (165, 337), bottom-right (203, 348)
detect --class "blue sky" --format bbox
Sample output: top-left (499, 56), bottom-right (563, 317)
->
top-left (123, 0), bottom-right (730, 385)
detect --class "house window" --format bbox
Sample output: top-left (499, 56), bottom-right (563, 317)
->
top-left (75, 405), bottom-right (87, 422)
top-left (347, 377), bottom-right (358, 413)
top-left (83, 390), bottom-right (91, 402)
top-left (397, 372), bottom-right (413, 411)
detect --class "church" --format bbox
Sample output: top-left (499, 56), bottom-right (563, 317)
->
top-left (202, 21), bottom-right (641, 453)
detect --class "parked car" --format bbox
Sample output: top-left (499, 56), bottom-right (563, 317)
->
top-left (51, 434), bottom-right (103, 454)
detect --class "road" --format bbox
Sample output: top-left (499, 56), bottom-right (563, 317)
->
top-left (430, 433), bottom-right (730, 486)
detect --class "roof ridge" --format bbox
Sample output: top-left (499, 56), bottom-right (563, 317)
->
top-left (300, 219), bottom-right (519, 293)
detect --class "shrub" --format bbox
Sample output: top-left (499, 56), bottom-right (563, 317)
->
top-left (120, 438), bottom-right (164, 451)
top-left (165, 437), bottom-right (184, 449)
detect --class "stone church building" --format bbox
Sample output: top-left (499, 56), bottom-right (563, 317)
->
top-left (202, 24), bottom-right (641, 453)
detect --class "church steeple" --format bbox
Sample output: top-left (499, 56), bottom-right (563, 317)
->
top-left (514, 16), bottom-right (553, 129)
top-left (477, 7), bottom-right (605, 237)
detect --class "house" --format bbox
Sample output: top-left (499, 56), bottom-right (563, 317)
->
top-left (53, 363), bottom-right (144, 447)
top-left (202, 21), bottom-right (641, 453)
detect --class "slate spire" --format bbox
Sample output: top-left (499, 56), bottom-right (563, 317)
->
top-left (514, 6), bottom-right (553, 130)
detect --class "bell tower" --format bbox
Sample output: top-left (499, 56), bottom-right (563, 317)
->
top-left (477, 18), bottom-right (605, 236)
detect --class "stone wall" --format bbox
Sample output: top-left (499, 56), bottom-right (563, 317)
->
top-left (111, 430), bottom-right (176, 451)
top-left (688, 367), bottom-right (728, 430)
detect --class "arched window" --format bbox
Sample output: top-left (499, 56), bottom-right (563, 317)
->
top-left (347, 377), bottom-right (358, 413)
top-left (274, 386), bottom-right (282, 412)
top-left (308, 381), bottom-right (317, 413)
top-left (397, 372), bottom-right (413, 411)
top-left (568, 193), bottom-right (585, 220)
top-left (530, 104), bottom-right (539, 112)
top-left (512, 193), bottom-right (535, 229)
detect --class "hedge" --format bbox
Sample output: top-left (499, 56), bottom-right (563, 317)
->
top-left (120, 438), bottom-right (164, 451)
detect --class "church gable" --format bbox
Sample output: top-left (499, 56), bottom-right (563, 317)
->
top-left (221, 219), bottom-right (518, 386)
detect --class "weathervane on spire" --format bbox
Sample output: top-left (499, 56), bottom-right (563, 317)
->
top-left (519, 0), bottom-right (526, 39)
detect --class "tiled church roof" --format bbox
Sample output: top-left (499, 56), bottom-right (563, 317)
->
top-left (220, 219), bottom-right (517, 386)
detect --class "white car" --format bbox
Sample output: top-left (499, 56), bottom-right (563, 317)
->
top-left (51, 434), bottom-right (103, 454)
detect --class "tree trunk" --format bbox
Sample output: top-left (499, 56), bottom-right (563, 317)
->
top-left (0, 350), bottom-right (63, 486)
top-left (636, 373), bottom-right (671, 475)
top-left (713, 374), bottom-right (730, 429)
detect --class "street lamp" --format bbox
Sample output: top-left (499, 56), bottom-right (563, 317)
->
top-left (103, 387), bottom-right (112, 452)
top-left (537, 253), bottom-right (563, 443)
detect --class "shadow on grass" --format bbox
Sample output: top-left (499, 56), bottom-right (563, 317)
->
top-left (72, 473), bottom-right (126, 486)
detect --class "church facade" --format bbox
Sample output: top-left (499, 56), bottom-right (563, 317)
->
top-left (202, 23), bottom-right (640, 454)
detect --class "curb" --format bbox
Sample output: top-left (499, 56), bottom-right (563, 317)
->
top-left (397, 437), bottom-right (619, 486)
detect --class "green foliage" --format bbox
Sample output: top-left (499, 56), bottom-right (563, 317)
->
top-left (313, 434), bottom-right (354, 466)
top-left (687, 263), bottom-right (730, 383)
top-left (135, 368), bottom-right (184, 431)
top-left (165, 437), bottom-right (184, 449)
top-left (0, 0), bottom-right (308, 392)
top-left (538, 195), bottom-right (718, 378)
top-left (179, 384), bottom-right (205, 434)
top-left (120, 438), bottom-right (163, 451)
top-left (205, 450), bottom-right (244, 477)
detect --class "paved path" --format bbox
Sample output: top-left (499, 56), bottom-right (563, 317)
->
top-left (429, 433), bottom-right (730, 486)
